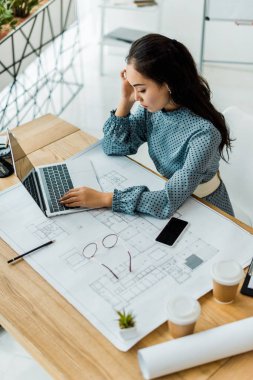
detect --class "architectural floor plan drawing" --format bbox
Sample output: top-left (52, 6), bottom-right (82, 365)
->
top-left (99, 170), bottom-right (128, 191)
top-left (27, 220), bottom-right (68, 241)
top-left (53, 196), bottom-right (219, 310)
top-left (57, 204), bottom-right (218, 312)
top-left (0, 183), bottom-right (68, 254)
top-left (89, 234), bottom-right (218, 311)
top-left (1, 143), bottom-right (253, 351)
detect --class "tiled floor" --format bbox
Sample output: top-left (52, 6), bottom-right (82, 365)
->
top-left (0, 328), bottom-right (51, 380)
top-left (0, 2), bottom-right (253, 379)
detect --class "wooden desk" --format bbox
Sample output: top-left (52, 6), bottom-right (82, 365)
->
top-left (0, 115), bottom-right (253, 380)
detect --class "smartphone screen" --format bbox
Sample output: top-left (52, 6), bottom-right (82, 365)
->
top-left (155, 217), bottom-right (188, 246)
top-left (240, 258), bottom-right (253, 297)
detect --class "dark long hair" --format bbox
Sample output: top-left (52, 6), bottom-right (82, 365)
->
top-left (126, 34), bottom-right (232, 160)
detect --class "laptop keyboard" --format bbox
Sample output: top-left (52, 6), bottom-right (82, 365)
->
top-left (23, 174), bottom-right (40, 206)
top-left (41, 164), bottom-right (75, 213)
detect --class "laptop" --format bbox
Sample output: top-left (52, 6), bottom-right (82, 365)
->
top-left (8, 129), bottom-right (101, 217)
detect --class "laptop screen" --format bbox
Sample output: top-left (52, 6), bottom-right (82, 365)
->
top-left (8, 129), bottom-right (35, 182)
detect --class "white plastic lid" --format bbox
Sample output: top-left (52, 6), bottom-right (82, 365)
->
top-left (167, 295), bottom-right (201, 325)
top-left (211, 260), bottom-right (244, 286)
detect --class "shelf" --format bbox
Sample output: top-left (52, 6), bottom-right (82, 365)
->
top-left (103, 27), bottom-right (151, 44)
top-left (99, 0), bottom-right (163, 74)
top-left (99, 1), bottom-right (158, 12)
top-left (200, 0), bottom-right (253, 72)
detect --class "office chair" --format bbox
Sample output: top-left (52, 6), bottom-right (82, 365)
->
top-left (220, 106), bottom-right (253, 226)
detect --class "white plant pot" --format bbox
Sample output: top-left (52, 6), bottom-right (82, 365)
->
top-left (119, 326), bottom-right (137, 340)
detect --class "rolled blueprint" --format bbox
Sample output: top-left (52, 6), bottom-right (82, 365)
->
top-left (138, 317), bottom-right (253, 379)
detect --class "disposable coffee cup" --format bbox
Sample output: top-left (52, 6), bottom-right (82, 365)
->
top-left (211, 260), bottom-right (244, 304)
top-left (167, 295), bottom-right (201, 339)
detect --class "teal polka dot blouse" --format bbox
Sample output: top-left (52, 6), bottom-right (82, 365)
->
top-left (102, 106), bottom-right (234, 219)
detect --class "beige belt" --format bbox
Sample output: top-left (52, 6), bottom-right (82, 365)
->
top-left (193, 173), bottom-right (221, 198)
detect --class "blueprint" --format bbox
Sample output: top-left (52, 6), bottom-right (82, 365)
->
top-left (0, 142), bottom-right (253, 351)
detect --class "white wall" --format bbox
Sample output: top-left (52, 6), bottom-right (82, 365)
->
top-left (161, 0), bottom-right (253, 64)
top-left (77, 0), bottom-right (253, 68)
top-left (160, 0), bottom-right (204, 62)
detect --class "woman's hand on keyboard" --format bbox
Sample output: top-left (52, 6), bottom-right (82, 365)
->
top-left (59, 187), bottom-right (113, 209)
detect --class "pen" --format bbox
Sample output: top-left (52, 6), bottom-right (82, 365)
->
top-left (7, 240), bottom-right (54, 264)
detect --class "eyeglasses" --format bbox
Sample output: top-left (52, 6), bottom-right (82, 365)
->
top-left (82, 233), bottom-right (132, 280)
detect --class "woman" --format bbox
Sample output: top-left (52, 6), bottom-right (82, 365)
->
top-left (60, 33), bottom-right (234, 219)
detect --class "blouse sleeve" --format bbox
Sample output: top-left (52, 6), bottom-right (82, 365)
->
top-left (102, 106), bottom-right (148, 156)
top-left (112, 124), bottom-right (222, 219)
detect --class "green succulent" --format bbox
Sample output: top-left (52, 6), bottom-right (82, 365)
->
top-left (116, 309), bottom-right (136, 329)
top-left (0, 2), bottom-right (16, 31)
top-left (7, 0), bottom-right (39, 18)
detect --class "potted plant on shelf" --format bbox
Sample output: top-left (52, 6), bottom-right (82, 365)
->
top-left (7, 0), bottom-right (39, 18)
top-left (0, 2), bottom-right (16, 39)
top-left (116, 309), bottom-right (137, 340)
top-left (0, 0), bottom-right (49, 41)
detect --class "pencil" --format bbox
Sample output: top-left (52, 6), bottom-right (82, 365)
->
top-left (7, 240), bottom-right (54, 264)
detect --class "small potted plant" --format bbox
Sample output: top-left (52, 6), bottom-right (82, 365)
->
top-left (0, 2), bottom-right (16, 39)
top-left (7, 0), bottom-right (39, 18)
top-left (116, 309), bottom-right (137, 340)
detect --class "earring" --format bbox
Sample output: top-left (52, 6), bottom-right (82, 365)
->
top-left (166, 84), bottom-right (172, 94)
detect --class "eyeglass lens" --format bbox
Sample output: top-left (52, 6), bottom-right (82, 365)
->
top-left (102, 234), bottom-right (118, 248)
top-left (82, 242), bottom-right (97, 258)
top-left (81, 234), bottom-right (131, 279)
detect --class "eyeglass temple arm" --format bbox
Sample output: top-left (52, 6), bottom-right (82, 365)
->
top-left (101, 263), bottom-right (119, 280)
top-left (128, 251), bottom-right (132, 272)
